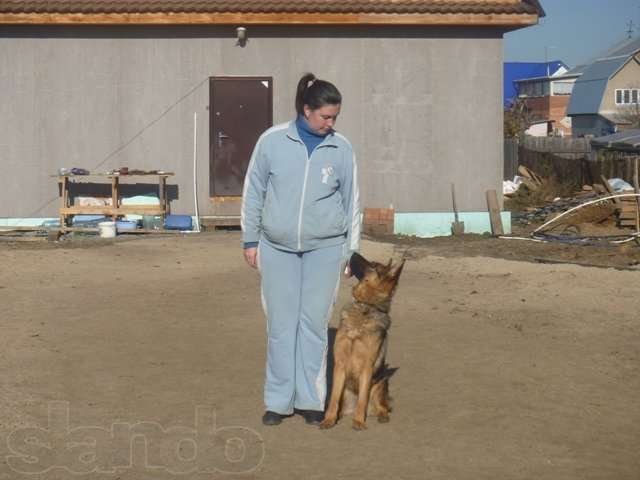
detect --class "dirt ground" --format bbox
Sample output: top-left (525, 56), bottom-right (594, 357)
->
top-left (0, 231), bottom-right (639, 479)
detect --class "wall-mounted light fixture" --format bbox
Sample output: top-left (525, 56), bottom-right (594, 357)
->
top-left (236, 26), bottom-right (248, 47)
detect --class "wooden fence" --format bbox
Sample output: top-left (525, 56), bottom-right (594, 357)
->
top-left (504, 136), bottom-right (639, 186)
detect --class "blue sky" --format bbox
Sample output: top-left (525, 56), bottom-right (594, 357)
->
top-left (504, 0), bottom-right (639, 68)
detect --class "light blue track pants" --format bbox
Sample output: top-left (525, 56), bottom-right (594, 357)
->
top-left (258, 240), bottom-right (345, 414)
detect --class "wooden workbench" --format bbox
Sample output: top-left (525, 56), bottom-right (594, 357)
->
top-left (57, 172), bottom-right (174, 232)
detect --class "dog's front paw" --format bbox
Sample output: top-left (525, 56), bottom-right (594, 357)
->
top-left (319, 417), bottom-right (337, 430)
top-left (351, 419), bottom-right (367, 431)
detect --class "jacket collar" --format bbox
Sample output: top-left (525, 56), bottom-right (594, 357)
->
top-left (286, 120), bottom-right (339, 148)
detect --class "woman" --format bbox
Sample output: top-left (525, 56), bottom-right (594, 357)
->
top-left (241, 73), bottom-right (360, 426)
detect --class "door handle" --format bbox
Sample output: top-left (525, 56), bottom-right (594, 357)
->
top-left (217, 131), bottom-right (229, 148)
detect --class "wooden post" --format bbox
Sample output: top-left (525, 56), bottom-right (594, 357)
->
top-left (159, 175), bottom-right (169, 218)
top-left (111, 176), bottom-right (119, 222)
top-left (59, 176), bottom-right (68, 230)
top-left (486, 189), bottom-right (504, 236)
top-left (634, 156), bottom-right (639, 234)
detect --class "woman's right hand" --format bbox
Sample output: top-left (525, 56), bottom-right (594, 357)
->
top-left (244, 247), bottom-right (258, 269)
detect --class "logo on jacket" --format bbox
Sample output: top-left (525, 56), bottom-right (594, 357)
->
top-left (321, 166), bottom-right (334, 184)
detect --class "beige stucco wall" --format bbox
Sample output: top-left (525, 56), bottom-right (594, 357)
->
top-left (0, 25), bottom-right (504, 218)
top-left (601, 54), bottom-right (640, 121)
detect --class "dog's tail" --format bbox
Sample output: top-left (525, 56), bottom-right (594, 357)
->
top-left (372, 364), bottom-right (398, 384)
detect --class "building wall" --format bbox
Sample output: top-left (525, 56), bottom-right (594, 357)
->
top-left (0, 25), bottom-right (504, 218)
top-left (601, 55), bottom-right (640, 124)
top-left (571, 114), bottom-right (615, 137)
top-left (523, 95), bottom-right (572, 135)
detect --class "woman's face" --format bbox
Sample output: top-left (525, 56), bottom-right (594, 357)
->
top-left (303, 104), bottom-right (341, 135)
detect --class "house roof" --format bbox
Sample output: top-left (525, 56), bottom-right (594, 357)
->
top-left (0, 0), bottom-right (545, 25)
top-left (561, 64), bottom-right (587, 76)
top-left (591, 129), bottom-right (640, 153)
top-left (503, 61), bottom-right (567, 107)
top-left (568, 36), bottom-right (640, 117)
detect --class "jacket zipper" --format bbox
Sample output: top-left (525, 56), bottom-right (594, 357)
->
top-left (297, 146), bottom-right (312, 250)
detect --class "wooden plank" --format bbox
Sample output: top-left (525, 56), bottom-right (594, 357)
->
top-left (59, 226), bottom-right (185, 234)
top-left (0, 12), bottom-right (540, 26)
top-left (111, 176), bottom-right (119, 222)
top-left (159, 176), bottom-right (169, 217)
top-left (600, 175), bottom-right (622, 206)
top-left (0, 236), bottom-right (46, 243)
top-left (120, 228), bottom-right (185, 234)
top-left (0, 226), bottom-right (50, 232)
top-left (52, 173), bottom-right (174, 178)
top-left (486, 189), bottom-right (504, 236)
top-left (60, 206), bottom-right (164, 215)
top-left (59, 227), bottom-right (103, 233)
top-left (60, 176), bottom-right (69, 228)
top-left (634, 157), bottom-right (640, 232)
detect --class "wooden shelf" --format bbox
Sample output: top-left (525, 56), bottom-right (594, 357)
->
top-left (57, 173), bottom-right (171, 232)
top-left (60, 205), bottom-right (164, 215)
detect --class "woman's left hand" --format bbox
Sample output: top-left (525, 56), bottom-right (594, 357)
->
top-left (244, 247), bottom-right (258, 269)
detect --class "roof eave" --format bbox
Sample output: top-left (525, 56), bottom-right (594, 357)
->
top-left (527, 0), bottom-right (546, 17)
top-left (609, 54), bottom-right (640, 81)
top-left (515, 73), bottom-right (581, 83)
top-left (0, 12), bottom-right (541, 26)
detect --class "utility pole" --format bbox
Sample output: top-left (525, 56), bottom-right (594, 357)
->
top-left (544, 46), bottom-right (556, 77)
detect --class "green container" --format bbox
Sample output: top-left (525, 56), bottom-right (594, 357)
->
top-left (142, 215), bottom-right (163, 230)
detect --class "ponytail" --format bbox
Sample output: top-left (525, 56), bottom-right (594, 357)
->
top-left (295, 72), bottom-right (342, 116)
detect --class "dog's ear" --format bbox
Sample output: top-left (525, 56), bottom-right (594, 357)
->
top-left (388, 259), bottom-right (405, 286)
top-left (349, 252), bottom-right (372, 281)
top-left (393, 259), bottom-right (405, 279)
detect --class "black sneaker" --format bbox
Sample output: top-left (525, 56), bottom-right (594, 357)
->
top-left (262, 411), bottom-right (287, 426)
top-left (296, 409), bottom-right (324, 425)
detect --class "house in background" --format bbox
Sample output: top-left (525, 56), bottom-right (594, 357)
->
top-left (0, 0), bottom-right (544, 237)
top-left (568, 36), bottom-right (640, 137)
top-left (503, 61), bottom-right (568, 108)
top-left (514, 64), bottom-right (583, 136)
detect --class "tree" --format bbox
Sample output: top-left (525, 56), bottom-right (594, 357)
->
top-left (504, 98), bottom-right (533, 138)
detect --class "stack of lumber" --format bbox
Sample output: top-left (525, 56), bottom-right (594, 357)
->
top-left (618, 191), bottom-right (640, 228)
top-left (518, 165), bottom-right (544, 191)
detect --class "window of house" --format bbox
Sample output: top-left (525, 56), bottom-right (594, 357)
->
top-left (534, 82), bottom-right (543, 96)
top-left (616, 88), bottom-right (640, 105)
top-left (553, 81), bottom-right (574, 95)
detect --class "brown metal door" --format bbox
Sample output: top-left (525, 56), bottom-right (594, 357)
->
top-left (209, 77), bottom-right (273, 197)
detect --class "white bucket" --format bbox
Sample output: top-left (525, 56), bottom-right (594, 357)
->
top-left (98, 221), bottom-right (116, 238)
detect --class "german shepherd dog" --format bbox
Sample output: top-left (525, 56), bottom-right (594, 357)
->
top-left (320, 252), bottom-right (405, 430)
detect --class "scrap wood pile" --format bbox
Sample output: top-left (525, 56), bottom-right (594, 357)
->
top-left (505, 165), bottom-right (640, 244)
top-left (618, 195), bottom-right (640, 228)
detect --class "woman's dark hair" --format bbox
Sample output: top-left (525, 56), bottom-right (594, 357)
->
top-left (295, 73), bottom-right (342, 116)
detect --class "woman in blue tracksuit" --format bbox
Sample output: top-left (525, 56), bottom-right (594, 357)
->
top-left (241, 73), bottom-right (360, 426)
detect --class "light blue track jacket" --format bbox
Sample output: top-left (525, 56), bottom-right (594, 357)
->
top-left (241, 120), bottom-right (360, 258)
